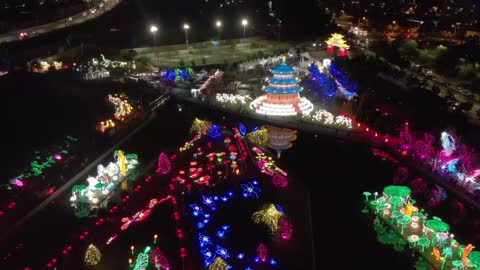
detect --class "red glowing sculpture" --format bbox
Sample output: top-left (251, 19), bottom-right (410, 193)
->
top-left (156, 152), bottom-right (171, 175)
top-left (150, 247), bottom-right (169, 270)
top-left (256, 243), bottom-right (268, 262)
top-left (279, 216), bottom-right (293, 240)
top-left (272, 174), bottom-right (288, 189)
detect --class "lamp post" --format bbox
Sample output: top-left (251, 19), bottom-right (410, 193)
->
top-left (216, 20), bottom-right (222, 41)
top-left (277, 20), bottom-right (282, 41)
top-left (241, 19), bottom-right (248, 40)
top-left (183, 23), bottom-right (190, 49)
top-left (150, 25), bottom-right (158, 70)
top-left (150, 25), bottom-right (158, 47)
top-left (451, 23), bottom-right (460, 41)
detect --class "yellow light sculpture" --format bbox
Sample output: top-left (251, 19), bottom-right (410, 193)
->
top-left (246, 127), bottom-right (269, 147)
top-left (117, 150), bottom-right (127, 176)
top-left (252, 203), bottom-right (284, 235)
top-left (190, 118), bottom-right (212, 135)
top-left (325, 33), bottom-right (350, 50)
top-left (209, 257), bottom-right (229, 270)
top-left (84, 244), bottom-right (102, 267)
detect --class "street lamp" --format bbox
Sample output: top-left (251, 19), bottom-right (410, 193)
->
top-left (216, 20), bottom-right (222, 41)
top-left (150, 25), bottom-right (158, 46)
top-left (241, 19), bottom-right (248, 40)
top-left (150, 25), bottom-right (158, 70)
top-left (451, 23), bottom-right (460, 41)
top-left (183, 23), bottom-right (190, 49)
top-left (277, 20), bottom-right (282, 41)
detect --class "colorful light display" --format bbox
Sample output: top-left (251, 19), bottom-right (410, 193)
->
top-left (188, 183), bottom-right (282, 268)
top-left (98, 93), bottom-right (135, 133)
top-left (9, 136), bottom-right (77, 185)
top-left (325, 33), bottom-right (349, 56)
top-left (109, 94), bottom-right (134, 121)
top-left (161, 68), bottom-right (194, 82)
top-left (250, 58), bottom-right (314, 116)
top-left (252, 147), bottom-right (288, 177)
top-left (70, 150), bottom-right (139, 212)
top-left (364, 185), bottom-right (480, 270)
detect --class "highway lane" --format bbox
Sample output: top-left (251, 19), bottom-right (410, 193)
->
top-left (0, 0), bottom-right (121, 44)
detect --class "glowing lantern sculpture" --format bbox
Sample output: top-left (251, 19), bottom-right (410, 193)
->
top-left (325, 33), bottom-right (349, 56)
top-left (250, 57), bottom-right (314, 116)
top-left (156, 152), bottom-right (171, 175)
top-left (265, 125), bottom-right (297, 158)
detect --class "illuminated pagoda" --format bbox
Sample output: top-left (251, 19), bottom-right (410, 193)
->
top-left (326, 33), bottom-right (349, 57)
top-left (250, 57), bottom-right (314, 116)
top-left (266, 125), bottom-right (297, 158)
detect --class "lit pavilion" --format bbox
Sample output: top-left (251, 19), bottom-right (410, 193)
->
top-left (250, 58), bottom-right (314, 116)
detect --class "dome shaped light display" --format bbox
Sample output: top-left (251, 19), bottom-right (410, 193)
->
top-left (250, 57), bottom-right (313, 116)
top-left (265, 125), bottom-right (297, 158)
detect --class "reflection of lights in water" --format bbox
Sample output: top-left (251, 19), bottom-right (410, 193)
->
top-left (412, 216), bottom-right (419, 222)
top-left (383, 210), bottom-right (390, 216)
top-left (411, 222), bottom-right (419, 228)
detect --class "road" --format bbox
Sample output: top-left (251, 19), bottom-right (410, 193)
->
top-left (0, 0), bottom-right (121, 44)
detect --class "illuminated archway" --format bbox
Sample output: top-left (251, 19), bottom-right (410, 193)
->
top-left (325, 33), bottom-right (349, 57)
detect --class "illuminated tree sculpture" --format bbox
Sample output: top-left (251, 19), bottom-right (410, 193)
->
top-left (150, 247), bottom-right (169, 270)
top-left (209, 256), bottom-right (229, 270)
top-left (252, 203), bottom-right (284, 235)
top-left (190, 118), bottom-right (212, 135)
top-left (156, 152), bottom-right (171, 174)
top-left (246, 127), bottom-right (269, 147)
top-left (84, 244), bottom-right (102, 267)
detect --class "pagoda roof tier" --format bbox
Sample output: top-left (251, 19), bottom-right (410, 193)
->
top-left (264, 86), bottom-right (303, 94)
top-left (270, 62), bottom-right (297, 75)
top-left (267, 77), bottom-right (300, 85)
